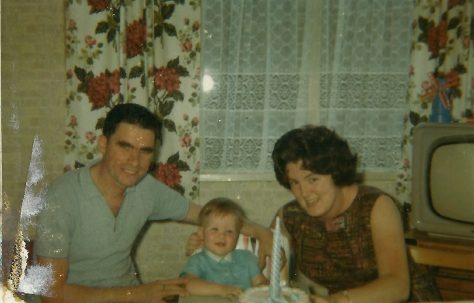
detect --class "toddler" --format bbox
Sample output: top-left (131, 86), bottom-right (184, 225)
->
top-left (180, 197), bottom-right (268, 297)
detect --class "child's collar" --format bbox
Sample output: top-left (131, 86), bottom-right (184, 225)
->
top-left (204, 249), bottom-right (233, 263)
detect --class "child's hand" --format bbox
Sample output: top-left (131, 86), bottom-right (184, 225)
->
top-left (219, 285), bottom-right (243, 298)
top-left (185, 231), bottom-right (203, 256)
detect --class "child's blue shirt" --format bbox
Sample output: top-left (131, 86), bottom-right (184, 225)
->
top-left (180, 249), bottom-right (261, 290)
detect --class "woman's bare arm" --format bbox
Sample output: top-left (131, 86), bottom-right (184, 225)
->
top-left (315, 195), bottom-right (410, 303)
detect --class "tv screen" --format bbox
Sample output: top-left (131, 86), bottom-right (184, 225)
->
top-left (430, 142), bottom-right (474, 224)
top-left (411, 123), bottom-right (474, 241)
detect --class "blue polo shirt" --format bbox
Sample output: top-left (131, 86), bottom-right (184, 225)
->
top-left (35, 166), bottom-right (189, 287)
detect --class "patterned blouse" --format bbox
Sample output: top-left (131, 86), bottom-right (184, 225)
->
top-left (282, 185), bottom-right (441, 302)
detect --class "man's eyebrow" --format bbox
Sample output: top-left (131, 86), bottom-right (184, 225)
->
top-left (117, 140), bottom-right (154, 152)
top-left (140, 146), bottom-right (155, 153)
top-left (117, 140), bottom-right (133, 147)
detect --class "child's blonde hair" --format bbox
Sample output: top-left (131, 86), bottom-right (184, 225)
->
top-left (198, 197), bottom-right (246, 231)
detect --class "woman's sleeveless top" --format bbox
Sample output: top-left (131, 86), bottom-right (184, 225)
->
top-left (282, 185), bottom-right (441, 301)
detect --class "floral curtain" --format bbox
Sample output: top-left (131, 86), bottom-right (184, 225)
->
top-left (396, 0), bottom-right (474, 201)
top-left (64, 0), bottom-right (201, 200)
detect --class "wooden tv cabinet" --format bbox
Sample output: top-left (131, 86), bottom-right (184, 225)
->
top-left (405, 230), bottom-right (474, 300)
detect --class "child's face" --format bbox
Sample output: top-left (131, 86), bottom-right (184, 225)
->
top-left (201, 213), bottom-right (240, 257)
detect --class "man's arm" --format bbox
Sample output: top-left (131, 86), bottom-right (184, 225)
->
top-left (182, 202), bottom-right (201, 225)
top-left (37, 256), bottom-right (188, 303)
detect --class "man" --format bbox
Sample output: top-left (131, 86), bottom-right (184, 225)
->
top-left (35, 103), bottom-right (272, 303)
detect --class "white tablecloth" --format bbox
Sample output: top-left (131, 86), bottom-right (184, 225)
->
top-left (178, 295), bottom-right (237, 303)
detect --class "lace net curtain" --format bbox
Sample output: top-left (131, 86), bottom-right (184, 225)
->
top-left (320, 0), bottom-right (413, 171)
top-left (200, 0), bottom-right (414, 174)
top-left (200, 0), bottom-right (318, 173)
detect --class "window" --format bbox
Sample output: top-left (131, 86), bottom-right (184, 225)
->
top-left (200, 0), bottom-right (413, 175)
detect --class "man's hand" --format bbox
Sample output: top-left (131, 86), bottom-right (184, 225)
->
top-left (185, 232), bottom-right (203, 256)
top-left (138, 278), bottom-right (189, 303)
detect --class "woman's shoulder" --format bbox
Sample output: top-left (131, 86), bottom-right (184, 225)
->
top-left (356, 184), bottom-right (386, 197)
top-left (354, 185), bottom-right (397, 207)
top-left (354, 185), bottom-right (406, 225)
top-left (356, 185), bottom-right (401, 209)
top-left (345, 185), bottom-right (390, 221)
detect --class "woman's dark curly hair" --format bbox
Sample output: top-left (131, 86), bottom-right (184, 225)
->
top-left (272, 125), bottom-right (361, 189)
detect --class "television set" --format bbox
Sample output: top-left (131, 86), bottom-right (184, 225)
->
top-left (410, 122), bottom-right (474, 241)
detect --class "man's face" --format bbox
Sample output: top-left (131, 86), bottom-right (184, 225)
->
top-left (98, 122), bottom-right (156, 190)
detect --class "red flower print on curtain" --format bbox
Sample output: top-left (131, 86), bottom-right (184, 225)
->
top-left (426, 18), bottom-right (448, 58)
top-left (396, 0), bottom-right (473, 201)
top-left (154, 66), bottom-right (181, 93)
top-left (155, 162), bottom-right (182, 187)
top-left (75, 68), bottom-right (123, 110)
top-left (65, 1), bottom-right (201, 200)
top-left (88, 0), bottom-right (110, 13)
top-left (126, 19), bottom-right (146, 58)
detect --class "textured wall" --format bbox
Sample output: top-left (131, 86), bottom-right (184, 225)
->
top-left (1, 0), bottom-right (66, 279)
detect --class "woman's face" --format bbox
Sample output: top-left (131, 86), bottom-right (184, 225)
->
top-left (286, 160), bottom-right (341, 218)
top-left (201, 213), bottom-right (240, 257)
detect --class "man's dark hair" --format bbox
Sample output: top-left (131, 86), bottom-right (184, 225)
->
top-left (103, 103), bottom-right (162, 143)
top-left (272, 125), bottom-right (360, 189)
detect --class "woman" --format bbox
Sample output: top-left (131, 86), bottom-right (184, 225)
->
top-left (271, 125), bottom-right (440, 302)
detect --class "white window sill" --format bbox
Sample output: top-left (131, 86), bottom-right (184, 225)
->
top-left (199, 171), bottom-right (398, 182)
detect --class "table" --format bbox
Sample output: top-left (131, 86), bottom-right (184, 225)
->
top-left (179, 295), bottom-right (237, 303)
top-left (405, 230), bottom-right (474, 271)
top-left (405, 230), bottom-right (474, 300)
top-left (178, 295), bottom-right (473, 303)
